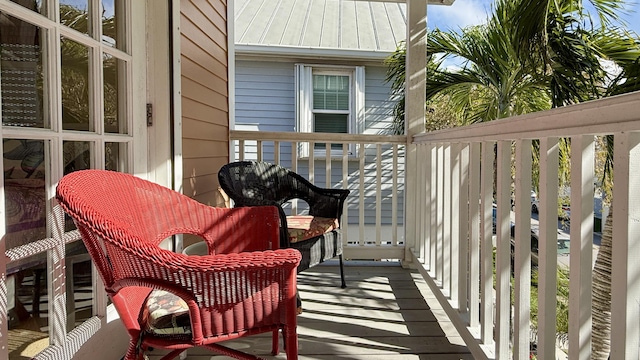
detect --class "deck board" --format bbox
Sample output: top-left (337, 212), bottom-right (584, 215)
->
top-left (147, 263), bottom-right (473, 359)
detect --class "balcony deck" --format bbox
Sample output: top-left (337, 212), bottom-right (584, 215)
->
top-left (149, 263), bottom-right (472, 359)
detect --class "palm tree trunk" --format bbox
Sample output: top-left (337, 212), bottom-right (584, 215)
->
top-left (591, 205), bottom-right (613, 359)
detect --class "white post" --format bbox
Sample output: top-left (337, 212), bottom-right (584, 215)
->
top-left (403, 0), bottom-right (427, 264)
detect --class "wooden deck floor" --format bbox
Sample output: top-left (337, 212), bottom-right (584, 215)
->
top-left (149, 262), bottom-right (473, 360)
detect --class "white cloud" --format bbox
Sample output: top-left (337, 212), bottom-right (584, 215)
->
top-left (427, 0), bottom-right (492, 30)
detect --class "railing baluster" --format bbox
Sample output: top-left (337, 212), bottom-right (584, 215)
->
top-left (326, 143), bottom-right (331, 188)
top-left (342, 143), bottom-right (349, 244)
top-left (444, 144), bottom-right (452, 295)
top-left (610, 131), bottom-right (640, 360)
top-left (514, 139), bottom-right (532, 360)
top-left (420, 143), bottom-right (429, 262)
top-left (274, 141), bottom-right (280, 164)
top-left (239, 139), bottom-right (245, 161)
top-left (430, 144), bottom-right (438, 274)
top-left (480, 141), bottom-right (494, 345)
top-left (292, 141), bottom-right (298, 215)
top-left (538, 137), bottom-right (559, 360)
top-left (257, 140), bottom-right (263, 162)
top-left (309, 142), bottom-right (315, 185)
top-left (568, 135), bottom-right (594, 360)
top-left (436, 144), bottom-right (444, 282)
top-left (376, 144), bottom-right (382, 245)
top-left (459, 143), bottom-right (470, 314)
top-left (392, 144), bottom-right (399, 246)
top-left (450, 143), bottom-right (460, 303)
top-left (359, 142), bottom-right (365, 246)
top-left (496, 140), bottom-right (512, 359)
top-left (468, 142), bottom-right (481, 328)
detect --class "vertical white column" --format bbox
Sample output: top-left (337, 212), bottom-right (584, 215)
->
top-left (404, 0), bottom-right (427, 263)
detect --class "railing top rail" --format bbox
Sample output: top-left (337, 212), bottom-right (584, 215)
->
top-left (230, 130), bottom-right (407, 145)
top-left (414, 90), bottom-right (640, 143)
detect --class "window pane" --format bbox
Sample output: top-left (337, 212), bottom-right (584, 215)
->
top-left (61, 37), bottom-right (91, 131)
top-left (1, 15), bottom-right (47, 128)
top-left (3, 139), bottom-right (47, 250)
top-left (4, 138), bottom-right (49, 354)
top-left (314, 113), bottom-right (348, 150)
top-left (102, 0), bottom-right (126, 50)
top-left (66, 242), bottom-right (94, 331)
top-left (105, 142), bottom-right (127, 171)
top-left (63, 141), bottom-right (91, 174)
top-left (9, 0), bottom-right (45, 15)
top-left (60, 1), bottom-right (89, 35)
top-left (104, 54), bottom-right (126, 133)
top-left (7, 256), bottom-right (50, 354)
top-left (313, 75), bottom-right (349, 111)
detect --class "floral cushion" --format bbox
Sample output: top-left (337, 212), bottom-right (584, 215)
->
top-left (141, 290), bottom-right (191, 335)
top-left (286, 215), bottom-right (338, 243)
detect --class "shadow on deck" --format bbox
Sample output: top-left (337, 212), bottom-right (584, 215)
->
top-left (149, 262), bottom-right (472, 360)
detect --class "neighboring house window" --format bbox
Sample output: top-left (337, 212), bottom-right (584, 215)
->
top-left (295, 64), bottom-right (365, 157)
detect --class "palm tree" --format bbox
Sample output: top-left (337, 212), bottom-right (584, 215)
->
top-left (386, 0), bottom-right (640, 358)
top-left (512, 3), bottom-right (640, 357)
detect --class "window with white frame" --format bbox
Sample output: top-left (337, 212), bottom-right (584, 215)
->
top-left (295, 64), bottom-right (364, 157)
top-left (0, 1), bottom-right (147, 357)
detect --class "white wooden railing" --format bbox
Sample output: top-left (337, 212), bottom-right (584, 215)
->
top-left (230, 130), bottom-right (408, 261)
top-left (230, 91), bottom-right (640, 360)
top-left (410, 91), bottom-right (640, 360)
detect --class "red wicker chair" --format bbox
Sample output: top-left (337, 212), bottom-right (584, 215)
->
top-left (55, 170), bottom-right (301, 360)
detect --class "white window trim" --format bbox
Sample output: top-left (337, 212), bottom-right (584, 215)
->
top-left (295, 64), bottom-right (365, 158)
top-left (0, 1), bottom-right (148, 358)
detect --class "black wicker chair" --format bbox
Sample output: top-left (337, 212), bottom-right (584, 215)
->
top-left (218, 161), bottom-right (349, 289)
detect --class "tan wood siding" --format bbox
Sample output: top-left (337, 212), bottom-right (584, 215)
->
top-left (180, 0), bottom-right (229, 207)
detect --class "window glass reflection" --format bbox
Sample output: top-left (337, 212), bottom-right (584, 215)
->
top-left (65, 242), bottom-right (94, 331)
top-left (63, 141), bottom-right (92, 174)
top-left (105, 142), bottom-right (127, 171)
top-left (60, 0), bottom-right (89, 34)
top-left (0, 14), bottom-right (47, 128)
top-left (9, 0), bottom-right (44, 15)
top-left (61, 37), bottom-right (91, 131)
top-left (4, 138), bottom-right (49, 355)
top-left (102, 0), bottom-right (126, 50)
top-left (104, 54), bottom-right (126, 133)
top-left (3, 139), bottom-right (47, 250)
top-left (7, 256), bottom-right (50, 356)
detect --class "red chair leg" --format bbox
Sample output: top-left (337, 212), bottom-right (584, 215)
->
top-left (283, 326), bottom-right (298, 360)
top-left (271, 329), bottom-right (280, 355)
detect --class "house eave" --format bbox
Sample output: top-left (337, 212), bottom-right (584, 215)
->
top-left (234, 44), bottom-right (394, 62)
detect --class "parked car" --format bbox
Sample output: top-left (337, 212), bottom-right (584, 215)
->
top-left (530, 196), bottom-right (571, 220)
top-left (510, 224), bottom-right (571, 267)
top-left (492, 203), bottom-right (515, 234)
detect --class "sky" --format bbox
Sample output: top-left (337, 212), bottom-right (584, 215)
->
top-left (426, 0), bottom-right (640, 70)
top-left (426, 0), bottom-right (640, 34)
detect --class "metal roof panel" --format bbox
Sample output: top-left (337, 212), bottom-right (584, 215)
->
top-left (235, 0), bottom-right (410, 53)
